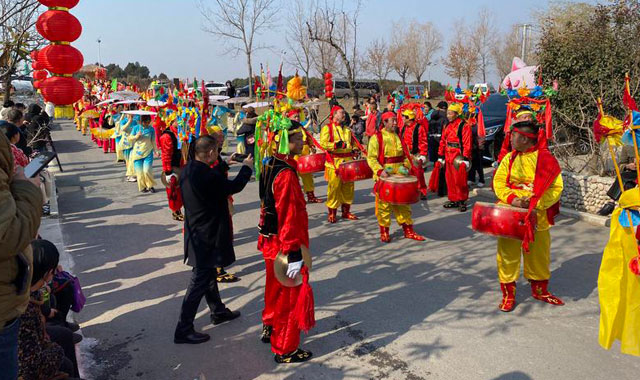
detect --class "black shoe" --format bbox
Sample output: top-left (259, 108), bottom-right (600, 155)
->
top-left (420, 194), bottom-right (427, 201)
top-left (260, 324), bottom-right (272, 343)
top-left (149, 187), bottom-right (156, 193)
top-left (72, 332), bottom-right (83, 344)
top-left (274, 348), bottom-right (313, 364)
top-left (211, 308), bottom-right (241, 325)
top-left (597, 202), bottom-right (615, 216)
top-left (66, 321), bottom-right (80, 332)
top-left (141, 188), bottom-right (149, 193)
top-left (458, 202), bottom-right (468, 212)
top-left (174, 331), bottom-right (210, 344)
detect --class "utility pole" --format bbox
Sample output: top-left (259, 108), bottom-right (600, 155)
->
top-left (97, 37), bottom-right (102, 67)
top-left (520, 24), bottom-right (530, 62)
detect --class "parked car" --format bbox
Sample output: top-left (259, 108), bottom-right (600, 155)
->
top-left (334, 79), bottom-right (379, 98)
top-left (0, 75), bottom-right (34, 94)
top-left (473, 83), bottom-right (490, 95)
top-left (395, 84), bottom-right (425, 98)
top-left (479, 93), bottom-right (508, 162)
top-left (205, 82), bottom-right (229, 95)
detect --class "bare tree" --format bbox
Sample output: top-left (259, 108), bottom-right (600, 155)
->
top-left (407, 20), bottom-right (442, 85)
top-left (492, 25), bottom-right (522, 81)
top-left (389, 21), bottom-right (411, 87)
top-left (470, 8), bottom-right (495, 83)
top-left (362, 37), bottom-right (391, 87)
top-left (307, 0), bottom-right (362, 100)
top-left (443, 23), bottom-right (478, 87)
top-left (286, 0), bottom-right (313, 87)
top-left (198, 0), bottom-right (278, 97)
top-left (0, 0), bottom-right (41, 102)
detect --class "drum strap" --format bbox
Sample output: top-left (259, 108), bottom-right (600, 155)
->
top-left (384, 156), bottom-right (405, 164)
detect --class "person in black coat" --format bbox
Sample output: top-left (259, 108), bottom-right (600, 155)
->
top-left (174, 135), bottom-right (253, 344)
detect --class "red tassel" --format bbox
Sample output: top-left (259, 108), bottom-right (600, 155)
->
top-left (477, 109), bottom-right (486, 138)
top-left (293, 266), bottom-right (315, 333)
top-left (428, 161), bottom-right (441, 193)
top-left (629, 256), bottom-right (640, 276)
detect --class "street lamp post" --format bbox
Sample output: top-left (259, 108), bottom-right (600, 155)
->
top-left (97, 37), bottom-right (102, 67)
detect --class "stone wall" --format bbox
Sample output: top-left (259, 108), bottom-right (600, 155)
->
top-left (560, 172), bottom-right (615, 214)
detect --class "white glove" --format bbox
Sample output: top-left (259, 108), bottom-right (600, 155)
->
top-left (462, 160), bottom-right (471, 171)
top-left (286, 261), bottom-right (303, 279)
top-left (165, 173), bottom-right (178, 183)
top-left (437, 158), bottom-right (445, 165)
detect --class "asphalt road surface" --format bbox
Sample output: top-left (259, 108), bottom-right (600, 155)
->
top-left (50, 120), bottom-right (639, 380)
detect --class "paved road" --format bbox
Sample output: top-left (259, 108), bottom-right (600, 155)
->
top-left (51, 120), bottom-right (639, 380)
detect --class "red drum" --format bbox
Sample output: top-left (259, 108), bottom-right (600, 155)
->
top-left (471, 202), bottom-right (537, 241)
top-left (378, 175), bottom-right (419, 205)
top-left (337, 159), bottom-right (373, 182)
top-left (297, 153), bottom-right (326, 174)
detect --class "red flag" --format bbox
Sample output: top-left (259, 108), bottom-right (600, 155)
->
top-left (276, 62), bottom-right (284, 99)
top-left (624, 74), bottom-right (638, 111)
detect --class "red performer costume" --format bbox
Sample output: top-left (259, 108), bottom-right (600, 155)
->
top-left (400, 108), bottom-right (429, 197)
top-left (437, 102), bottom-right (472, 211)
top-left (160, 123), bottom-right (184, 221)
top-left (258, 122), bottom-right (314, 363)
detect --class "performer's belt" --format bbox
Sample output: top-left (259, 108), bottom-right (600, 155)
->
top-left (331, 152), bottom-right (353, 158)
top-left (447, 142), bottom-right (460, 148)
top-left (384, 156), bottom-right (405, 164)
top-left (507, 183), bottom-right (533, 191)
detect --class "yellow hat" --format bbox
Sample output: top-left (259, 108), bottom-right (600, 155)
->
top-left (401, 109), bottom-right (415, 120)
top-left (448, 102), bottom-right (463, 115)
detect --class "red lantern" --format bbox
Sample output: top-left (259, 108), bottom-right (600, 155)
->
top-left (40, 76), bottom-right (84, 117)
top-left (33, 80), bottom-right (42, 90)
top-left (32, 61), bottom-right (44, 70)
top-left (30, 50), bottom-right (39, 60)
top-left (324, 72), bottom-right (334, 99)
top-left (38, 0), bottom-right (79, 9)
top-left (36, 10), bottom-right (82, 42)
top-left (33, 70), bottom-right (48, 81)
top-left (39, 44), bottom-right (83, 74)
top-left (324, 72), bottom-right (333, 80)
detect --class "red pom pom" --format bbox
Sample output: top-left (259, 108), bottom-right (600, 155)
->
top-left (630, 256), bottom-right (640, 276)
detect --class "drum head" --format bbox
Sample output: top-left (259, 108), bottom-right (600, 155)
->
top-left (383, 174), bottom-right (418, 183)
top-left (274, 245), bottom-right (312, 287)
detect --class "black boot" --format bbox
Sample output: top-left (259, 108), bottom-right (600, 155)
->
top-left (597, 201), bottom-right (615, 216)
top-left (260, 324), bottom-right (272, 343)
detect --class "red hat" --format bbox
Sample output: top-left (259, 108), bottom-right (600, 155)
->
top-left (286, 109), bottom-right (301, 118)
top-left (329, 105), bottom-right (343, 121)
top-left (381, 111), bottom-right (395, 122)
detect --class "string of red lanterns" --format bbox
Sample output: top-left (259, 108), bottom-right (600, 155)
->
top-left (33, 0), bottom-right (84, 118)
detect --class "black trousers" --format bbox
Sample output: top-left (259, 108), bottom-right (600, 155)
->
top-left (49, 283), bottom-right (74, 326)
top-left (46, 325), bottom-right (79, 378)
top-left (468, 148), bottom-right (485, 184)
top-left (607, 170), bottom-right (637, 201)
top-left (175, 267), bottom-right (226, 336)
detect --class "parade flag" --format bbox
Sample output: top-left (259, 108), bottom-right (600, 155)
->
top-left (276, 62), bottom-right (284, 99)
top-left (266, 64), bottom-right (273, 89)
top-left (624, 73), bottom-right (638, 112)
top-left (260, 64), bottom-right (267, 89)
top-left (111, 78), bottom-right (117, 91)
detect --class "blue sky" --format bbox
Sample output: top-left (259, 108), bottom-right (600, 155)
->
top-left (68, 0), bottom-right (588, 85)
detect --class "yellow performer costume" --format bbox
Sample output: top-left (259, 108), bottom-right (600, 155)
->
top-left (493, 150), bottom-right (563, 282)
top-left (319, 107), bottom-right (357, 223)
top-left (367, 130), bottom-right (412, 227)
top-left (367, 111), bottom-right (425, 243)
top-left (598, 188), bottom-right (640, 357)
top-left (492, 121), bottom-right (564, 312)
